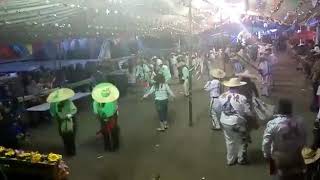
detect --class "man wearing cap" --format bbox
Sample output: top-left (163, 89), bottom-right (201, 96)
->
top-left (218, 78), bottom-right (252, 165)
top-left (92, 83), bottom-right (120, 151)
top-left (204, 69), bottom-right (225, 130)
top-left (48, 88), bottom-right (77, 156)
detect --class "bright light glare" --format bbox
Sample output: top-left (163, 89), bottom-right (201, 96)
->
top-left (219, 2), bottom-right (245, 23)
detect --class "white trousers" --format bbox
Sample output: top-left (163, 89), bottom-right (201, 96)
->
top-left (222, 123), bottom-right (248, 164)
top-left (209, 98), bottom-right (221, 129)
top-left (261, 75), bottom-right (271, 96)
top-left (173, 65), bottom-right (179, 78)
top-left (183, 79), bottom-right (189, 96)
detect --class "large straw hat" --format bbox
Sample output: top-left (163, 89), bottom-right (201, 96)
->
top-left (223, 78), bottom-right (247, 87)
top-left (46, 88), bottom-right (75, 103)
top-left (210, 69), bottom-right (226, 79)
top-left (302, 147), bottom-right (320, 165)
top-left (235, 70), bottom-right (257, 79)
top-left (92, 83), bottom-right (120, 103)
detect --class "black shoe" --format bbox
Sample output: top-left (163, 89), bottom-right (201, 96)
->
top-left (238, 160), bottom-right (249, 165)
top-left (211, 127), bottom-right (222, 131)
top-left (227, 161), bottom-right (237, 166)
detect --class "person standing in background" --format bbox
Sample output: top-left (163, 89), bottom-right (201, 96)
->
top-left (157, 59), bottom-right (172, 83)
top-left (181, 61), bottom-right (189, 97)
top-left (258, 56), bottom-right (272, 97)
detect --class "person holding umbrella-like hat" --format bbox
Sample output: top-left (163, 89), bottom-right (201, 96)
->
top-left (218, 78), bottom-right (252, 165)
top-left (47, 88), bottom-right (77, 156)
top-left (204, 68), bottom-right (226, 130)
top-left (92, 83), bottom-right (120, 151)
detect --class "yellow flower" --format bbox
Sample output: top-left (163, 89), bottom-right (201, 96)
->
top-left (48, 153), bottom-right (62, 162)
top-left (31, 153), bottom-right (42, 163)
top-left (5, 149), bottom-right (15, 156)
top-left (0, 146), bottom-right (5, 153)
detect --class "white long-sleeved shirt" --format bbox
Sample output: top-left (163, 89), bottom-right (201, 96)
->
top-left (262, 115), bottom-right (306, 159)
top-left (182, 66), bottom-right (189, 81)
top-left (258, 60), bottom-right (271, 76)
top-left (204, 79), bottom-right (221, 98)
top-left (143, 83), bottom-right (175, 100)
top-left (218, 91), bottom-right (251, 125)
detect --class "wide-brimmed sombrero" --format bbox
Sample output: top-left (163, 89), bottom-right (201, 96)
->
top-left (210, 69), bottom-right (226, 79)
top-left (223, 78), bottom-right (247, 87)
top-left (235, 70), bottom-right (257, 79)
top-left (302, 147), bottom-right (320, 165)
top-left (47, 88), bottom-right (75, 103)
top-left (92, 83), bottom-right (119, 103)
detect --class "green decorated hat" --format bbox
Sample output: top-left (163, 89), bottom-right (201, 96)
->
top-left (47, 88), bottom-right (75, 103)
top-left (92, 83), bottom-right (120, 103)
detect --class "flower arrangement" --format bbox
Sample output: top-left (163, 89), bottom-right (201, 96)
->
top-left (0, 146), bottom-right (70, 179)
top-left (48, 153), bottom-right (62, 162)
top-left (0, 146), bottom-right (65, 165)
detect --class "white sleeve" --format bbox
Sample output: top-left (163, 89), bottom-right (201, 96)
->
top-left (317, 108), bottom-right (320, 120)
top-left (143, 86), bottom-right (155, 98)
top-left (262, 121), bottom-right (274, 158)
top-left (317, 85), bottom-right (320, 95)
top-left (204, 81), bottom-right (212, 91)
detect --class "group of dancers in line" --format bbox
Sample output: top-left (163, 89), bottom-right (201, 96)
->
top-left (46, 46), bottom-right (320, 179)
top-left (135, 48), bottom-right (319, 180)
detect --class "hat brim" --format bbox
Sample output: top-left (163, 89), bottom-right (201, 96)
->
top-left (302, 148), bottom-right (320, 164)
top-left (210, 69), bottom-right (226, 79)
top-left (92, 83), bottom-right (120, 103)
top-left (223, 81), bottom-right (247, 87)
top-left (47, 88), bottom-right (75, 103)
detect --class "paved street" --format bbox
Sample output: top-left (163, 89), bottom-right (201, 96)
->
top-left (26, 52), bottom-right (316, 180)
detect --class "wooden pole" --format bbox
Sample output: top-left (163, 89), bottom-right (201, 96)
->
top-left (188, 0), bottom-right (193, 127)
